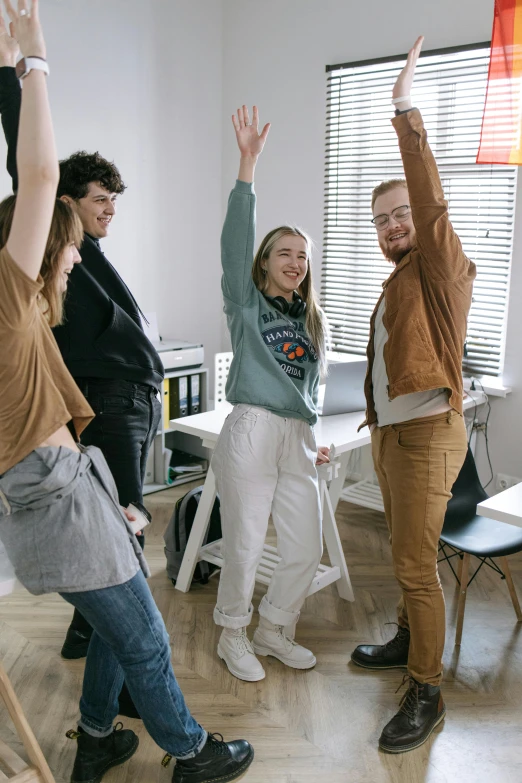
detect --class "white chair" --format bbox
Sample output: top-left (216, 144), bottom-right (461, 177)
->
top-left (214, 352), bottom-right (233, 409)
top-left (0, 545), bottom-right (56, 783)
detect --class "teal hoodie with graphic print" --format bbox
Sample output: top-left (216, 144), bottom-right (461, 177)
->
top-left (221, 180), bottom-right (319, 425)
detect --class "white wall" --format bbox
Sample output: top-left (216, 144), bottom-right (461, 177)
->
top-left (0, 0), bottom-right (224, 386)
top-left (221, 0), bottom-right (522, 482)
top-left (0, 0), bottom-right (160, 311)
top-left (152, 0), bottom-right (223, 364)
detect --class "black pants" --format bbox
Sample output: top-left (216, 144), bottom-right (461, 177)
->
top-left (77, 377), bottom-right (162, 510)
top-left (69, 377), bottom-right (162, 634)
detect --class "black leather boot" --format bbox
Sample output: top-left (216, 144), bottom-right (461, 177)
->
top-left (172, 732), bottom-right (254, 783)
top-left (351, 625), bottom-right (410, 669)
top-left (61, 626), bottom-right (93, 660)
top-left (68, 723), bottom-right (139, 783)
top-left (61, 609), bottom-right (94, 659)
top-left (379, 676), bottom-right (446, 753)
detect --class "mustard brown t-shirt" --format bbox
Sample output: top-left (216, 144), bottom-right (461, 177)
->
top-left (0, 246), bottom-right (94, 474)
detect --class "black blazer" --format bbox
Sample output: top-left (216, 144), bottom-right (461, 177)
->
top-left (0, 67), bottom-right (164, 390)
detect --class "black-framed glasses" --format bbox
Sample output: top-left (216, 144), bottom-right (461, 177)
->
top-left (371, 205), bottom-right (411, 230)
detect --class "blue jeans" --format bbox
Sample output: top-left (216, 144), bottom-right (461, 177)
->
top-left (68, 378), bottom-right (162, 634)
top-left (61, 571), bottom-right (206, 759)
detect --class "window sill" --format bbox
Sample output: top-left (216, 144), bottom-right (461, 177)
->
top-left (463, 376), bottom-right (512, 398)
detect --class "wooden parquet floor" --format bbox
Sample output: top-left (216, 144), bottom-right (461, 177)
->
top-left (1, 482), bottom-right (522, 783)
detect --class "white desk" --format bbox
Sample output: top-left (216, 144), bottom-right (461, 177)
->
top-left (477, 483), bottom-right (522, 529)
top-left (170, 393), bottom-right (486, 600)
top-left (170, 403), bottom-right (371, 455)
top-left (169, 403), bottom-right (372, 601)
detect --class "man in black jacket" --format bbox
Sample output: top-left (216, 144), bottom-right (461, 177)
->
top-left (0, 56), bottom-right (163, 716)
top-left (55, 150), bottom-right (164, 539)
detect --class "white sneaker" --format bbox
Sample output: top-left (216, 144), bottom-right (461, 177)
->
top-left (217, 628), bottom-right (266, 682)
top-left (253, 622), bottom-right (316, 670)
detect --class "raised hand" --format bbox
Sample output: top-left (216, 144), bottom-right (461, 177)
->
top-left (393, 35), bottom-right (424, 111)
top-left (232, 105), bottom-right (270, 159)
top-left (0, 11), bottom-right (19, 67)
top-left (3, 0), bottom-right (46, 61)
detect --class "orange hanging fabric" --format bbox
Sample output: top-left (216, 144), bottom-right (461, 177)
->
top-left (477, 0), bottom-right (522, 164)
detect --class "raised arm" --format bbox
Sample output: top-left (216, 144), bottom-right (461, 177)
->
top-left (4, 0), bottom-right (58, 281)
top-left (391, 37), bottom-right (468, 280)
top-left (221, 105), bottom-right (270, 305)
top-left (0, 12), bottom-right (20, 191)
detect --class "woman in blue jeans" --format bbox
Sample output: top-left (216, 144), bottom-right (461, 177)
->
top-left (0, 4), bottom-right (252, 783)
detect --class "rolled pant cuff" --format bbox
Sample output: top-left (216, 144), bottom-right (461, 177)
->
top-left (175, 729), bottom-right (208, 760)
top-left (259, 595), bottom-right (299, 626)
top-left (213, 604), bottom-right (253, 629)
top-left (78, 718), bottom-right (114, 738)
top-left (408, 670), bottom-right (443, 687)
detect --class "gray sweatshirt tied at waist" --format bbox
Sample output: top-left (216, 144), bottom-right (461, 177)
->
top-left (0, 444), bottom-right (149, 596)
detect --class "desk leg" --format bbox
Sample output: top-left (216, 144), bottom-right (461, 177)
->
top-left (174, 466), bottom-right (217, 593)
top-left (328, 450), bottom-right (351, 515)
top-left (321, 476), bottom-right (354, 602)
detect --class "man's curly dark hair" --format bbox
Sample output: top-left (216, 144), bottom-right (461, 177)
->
top-left (57, 151), bottom-right (127, 200)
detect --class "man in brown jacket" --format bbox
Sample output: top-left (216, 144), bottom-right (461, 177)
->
top-left (351, 37), bottom-right (476, 753)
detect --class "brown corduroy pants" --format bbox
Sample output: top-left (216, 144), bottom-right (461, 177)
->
top-left (371, 411), bottom-right (468, 685)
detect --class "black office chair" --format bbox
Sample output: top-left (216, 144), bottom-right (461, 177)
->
top-left (439, 447), bottom-right (522, 646)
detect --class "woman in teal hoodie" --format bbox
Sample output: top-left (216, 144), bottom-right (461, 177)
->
top-left (212, 105), bottom-right (330, 682)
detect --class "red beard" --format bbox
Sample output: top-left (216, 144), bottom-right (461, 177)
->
top-left (384, 241), bottom-right (413, 266)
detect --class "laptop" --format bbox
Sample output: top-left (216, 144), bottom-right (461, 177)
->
top-left (317, 358), bottom-right (367, 416)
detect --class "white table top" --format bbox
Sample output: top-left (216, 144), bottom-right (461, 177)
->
top-left (171, 402), bottom-right (370, 455)
top-left (477, 482), bottom-right (522, 529)
top-left (170, 392), bottom-right (485, 456)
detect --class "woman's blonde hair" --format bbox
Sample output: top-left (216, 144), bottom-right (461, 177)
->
top-left (0, 195), bottom-right (83, 327)
top-left (252, 226), bottom-right (329, 373)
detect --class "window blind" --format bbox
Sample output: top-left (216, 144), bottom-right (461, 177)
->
top-left (323, 44), bottom-right (517, 377)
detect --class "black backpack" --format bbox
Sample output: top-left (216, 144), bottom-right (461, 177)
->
top-left (163, 486), bottom-right (222, 586)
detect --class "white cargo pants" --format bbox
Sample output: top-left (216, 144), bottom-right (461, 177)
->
top-left (211, 404), bottom-right (322, 629)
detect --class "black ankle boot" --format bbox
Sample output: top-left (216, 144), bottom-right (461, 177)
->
top-left (67, 723), bottom-right (139, 783)
top-left (173, 732), bottom-right (254, 783)
top-left (379, 676), bottom-right (446, 753)
top-left (61, 626), bottom-right (93, 660)
top-left (351, 625), bottom-right (410, 670)
top-left (118, 682), bottom-right (141, 720)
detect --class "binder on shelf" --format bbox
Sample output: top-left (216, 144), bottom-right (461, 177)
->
top-left (189, 373), bottom-right (201, 415)
top-left (179, 376), bottom-right (189, 417)
top-left (162, 379), bottom-right (170, 430)
top-left (169, 377), bottom-right (180, 419)
top-left (170, 376), bottom-right (188, 419)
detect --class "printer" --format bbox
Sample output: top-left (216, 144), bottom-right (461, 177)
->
top-left (152, 339), bottom-right (204, 372)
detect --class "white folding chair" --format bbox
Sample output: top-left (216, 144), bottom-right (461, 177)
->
top-left (214, 352), bottom-right (233, 409)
